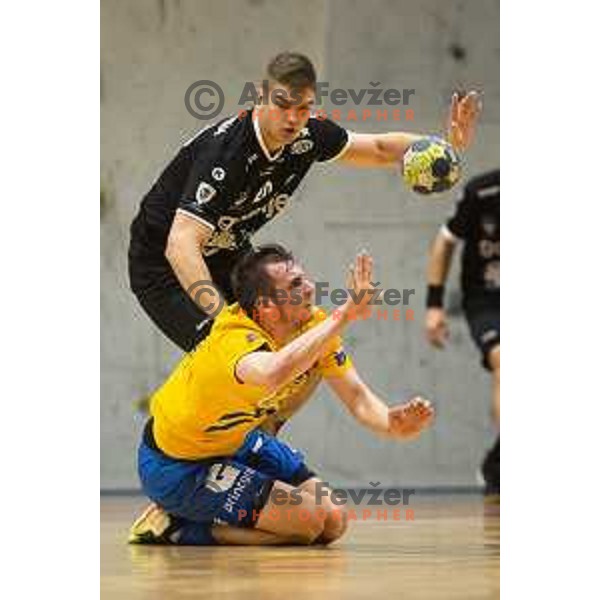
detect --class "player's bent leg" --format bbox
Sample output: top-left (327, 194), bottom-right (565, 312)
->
top-left (297, 477), bottom-right (348, 544)
top-left (135, 426), bottom-right (339, 546)
top-left (254, 481), bottom-right (325, 545)
top-left (137, 428), bottom-right (278, 545)
top-left (233, 431), bottom-right (346, 544)
top-left (211, 524), bottom-right (308, 546)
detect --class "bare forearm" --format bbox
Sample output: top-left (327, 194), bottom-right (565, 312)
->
top-left (167, 240), bottom-right (210, 291)
top-left (427, 232), bottom-right (456, 286)
top-left (351, 388), bottom-right (392, 436)
top-left (165, 219), bottom-right (225, 315)
top-left (373, 132), bottom-right (425, 166)
top-left (341, 131), bottom-right (427, 168)
top-left (168, 247), bottom-right (224, 315)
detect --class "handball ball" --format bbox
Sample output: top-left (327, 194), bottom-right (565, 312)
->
top-left (402, 136), bottom-right (461, 194)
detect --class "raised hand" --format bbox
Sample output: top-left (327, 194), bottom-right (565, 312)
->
top-left (388, 396), bottom-right (435, 439)
top-left (344, 251), bottom-right (375, 319)
top-left (447, 90), bottom-right (482, 152)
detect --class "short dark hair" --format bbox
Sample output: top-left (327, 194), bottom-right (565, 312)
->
top-left (266, 52), bottom-right (317, 90)
top-left (232, 244), bottom-right (295, 314)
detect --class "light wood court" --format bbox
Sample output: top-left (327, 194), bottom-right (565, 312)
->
top-left (101, 495), bottom-right (499, 599)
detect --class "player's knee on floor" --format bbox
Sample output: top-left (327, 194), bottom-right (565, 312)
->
top-left (296, 477), bottom-right (348, 544)
top-left (257, 484), bottom-right (325, 544)
top-left (318, 509), bottom-right (348, 545)
top-left (285, 491), bottom-right (325, 544)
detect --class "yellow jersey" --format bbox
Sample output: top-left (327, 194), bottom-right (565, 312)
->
top-left (150, 304), bottom-right (352, 460)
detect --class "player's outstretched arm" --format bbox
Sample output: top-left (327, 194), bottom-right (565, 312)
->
top-left (237, 253), bottom-right (374, 392)
top-left (338, 91), bottom-right (482, 168)
top-left (425, 227), bottom-right (457, 348)
top-left (326, 366), bottom-right (434, 439)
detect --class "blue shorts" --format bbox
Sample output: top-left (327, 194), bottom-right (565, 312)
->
top-left (138, 423), bottom-right (314, 544)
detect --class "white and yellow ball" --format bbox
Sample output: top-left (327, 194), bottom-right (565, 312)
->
top-left (402, 136), bottom-right (461, 194)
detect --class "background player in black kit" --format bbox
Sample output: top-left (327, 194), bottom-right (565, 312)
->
top-left (129, 51), bottom-right (482, 352)
top-left (424, 169), bottom-right (500, 495)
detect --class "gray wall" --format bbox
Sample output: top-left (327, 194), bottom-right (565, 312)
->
top-left (101, 0), bottom-right (499, 489)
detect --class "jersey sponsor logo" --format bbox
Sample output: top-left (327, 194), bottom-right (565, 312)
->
top-left (212, 167), bottom-right (226, 181)
top-left (290, 139), bottom-right (314, 155)
top-left (478, 240), bottom-right (500, 259)
top-left (259, 166), bottom-right (275, 177)
top-left (222, 194), bottom-right (291, 230)
top-left (252, 180), bottom-right (273, 203)
top-left (202, 193), bottom-right (291, 257)
top-left (483, 260), bottom-right (500, 289)
top-left (223, 469), bottom-right (256, 514)
top-left (481, 214), bottom-right (497, 236)
top-left (233, 191), bottom-right (249, 206)
top-left (204, 229), bottom-right (238, 252)
top-left (196, 181), bottom-right (217, 204)
top-left (205, 463), bottom-right (240, 493)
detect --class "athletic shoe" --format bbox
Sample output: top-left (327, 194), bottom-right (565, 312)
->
top-left (128, 503), bottom-right (182, 544)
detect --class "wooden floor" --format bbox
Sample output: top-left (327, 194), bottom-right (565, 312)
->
top-left (101, 495), bottom-right (499, 599)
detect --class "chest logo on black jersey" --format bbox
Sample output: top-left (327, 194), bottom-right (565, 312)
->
top-left (211, 167), bottom-right (226, 181)
top-left (196, 181), bottom-right (217, 204)
top-left (290, 139), bottom-right (314, 155)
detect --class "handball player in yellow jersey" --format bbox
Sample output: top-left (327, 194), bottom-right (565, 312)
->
top-left (130, 245), bottom-right (434, 546)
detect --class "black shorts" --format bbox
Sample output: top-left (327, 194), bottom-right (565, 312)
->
top-left (134, 282), bottom-right (214, 352)
top-left (129, 245), bottom-right (251, 352)
top-left (464, 307), bottom-right (500, 370)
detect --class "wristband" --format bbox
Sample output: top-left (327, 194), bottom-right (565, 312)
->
top-left (426, 285), bottom-right (445, 308)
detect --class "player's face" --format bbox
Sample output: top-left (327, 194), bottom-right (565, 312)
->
top-left (263, 260), bottom-right (315, 324)
top-left (260, 83), bottom-right (315, 146)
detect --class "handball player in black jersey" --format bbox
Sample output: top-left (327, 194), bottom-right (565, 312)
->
top-left (424, 169), bottom-right (500, 495)
top-left (129, 51), bottom-right (481, 351)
